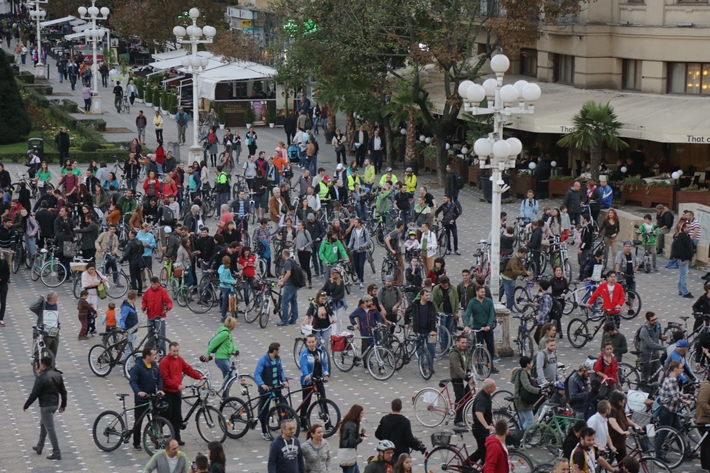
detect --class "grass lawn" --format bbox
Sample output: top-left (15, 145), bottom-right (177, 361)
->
top-left (0, 131), bottom-right (48, 155)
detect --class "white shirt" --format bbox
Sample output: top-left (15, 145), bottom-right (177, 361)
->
top-left (587, 412), bottom-right (609, 447)
top-left (373, 136), bottom-right (381, 150)
top-left (166, 454), bottom-right (179, 473)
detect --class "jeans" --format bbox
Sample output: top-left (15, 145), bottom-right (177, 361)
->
top-left (281, 284), bottom-right (299, 322)
top-left (309, 154), bottom-right (318, 176)
top-left (311, 241), bottom-right (322, 276)
top-left (0, 283), bottom-right (7, 321)
top-left (129, 262), bottom-right (142, 294)
top-left (127, 177), bottom-right (137, 194)
top-left (353, 251), bottom-right (367, 284)
top-left (657, 228), bottom-right (671, 254)
top-left (125, 331), bottom-right (138, 361)
top-left (58, 70), bottom-right (64, 83)
top-left (221, 289), bottom-right (231, 321)
top-left (449, 188), bottom-right (462, 213)
top-left (69, 75), bottom-right (77, 90)
top-left (21, 53), bottom-right (26, 64)
top-left (258, 387), bottom-right (287, 432)
top-left (25, 235), bottom-right (36, 261)
top-left (147, 317), bottom-right (166, 354)
top-left (37, 405), bottom-right (60, 453)
top-left (519, 409), bottom-right (534, 431)
top-left (440, 313), bottom-right (454, 352)
top-left (501, 277), bottom-right (516, 311)
top-left (656, 406), bottom-right (681, 459)
top-left (84, 98), bottom-right (91, 112)
top-left (177, 125), bottom-right (187, 144)
top-left (132, 404), bottom-right (148, 447)
top-left (105, 255), bottom-right (120, 284)
top-left (417, 333), bottom-right (436, 364)
top-left (342, 464), bottom-right (360, 473)
top-left (679, 260), bottom-right (690, 295)
top-left (476, 329), bottom-right (496, 367)
top-left (445, 222), bottom-right (458, 252)
top-left (214, 357), bottom-right (230, 379)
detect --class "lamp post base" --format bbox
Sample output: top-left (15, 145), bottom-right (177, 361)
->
top-left (188, 145), bottom-right (204, 163)
top-left (493, 303), bottom-right (514, 358)
top-left (34, 63), bottom-right (45, 79)
top-left (91, 93), bottom-right (103, 114)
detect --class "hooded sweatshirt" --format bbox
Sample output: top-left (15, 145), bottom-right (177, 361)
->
top-left (374, 413), bottom-right (420, 459)
top-left (483, 436), bottom-right (508, 473)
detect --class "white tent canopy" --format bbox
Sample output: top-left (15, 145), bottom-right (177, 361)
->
top-left (64, 32), bottom-right (86, 40)
top-left (190, 61), bottom-right (276, 101)
top-left (40, 15), bottom-right (77, 27)
top-left (147, 51), bottom-right (213, 71)
top-left (151, 49), bottom-right (187, 62)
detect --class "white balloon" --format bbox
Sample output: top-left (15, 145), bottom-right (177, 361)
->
top-left (461, 147), bottom-right (468, 155)
top-left (621, 166), bottom-right (627, 173)
top-left (551, 161), bottom-right (557, 167)
top-left (419, 135), bottom-right (426, 142)
top-left (529, 162), bottom-right (537, 170)
top-left (425, 138), bottom-right (431, 144)
top-left (671, 172), bottom-right (680, 179)
top-left (445, 143), bottom-right (450, 150)
top-left (678, 170), bottom-right (684, 176)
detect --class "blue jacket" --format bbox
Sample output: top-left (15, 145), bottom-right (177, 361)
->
top-left (568, 371), bottom-right (589, 411)
top-left (668, 350), bottom-right (696, 383)
top-left (120, 300), bottom-right (138, 330)
top-left (599, 184), bottom-right (613, 209)
top-left (349, 307), bottom-right (383, 338)
top-left (129, 359), bottom-right (163, 404)
top-left (218, 265), bottom-right (236, 290)
top-left (136, 230), bottom-right (155, 257)
top-left (299, 347), bottom-right (329, 385)
top-left (254, 353), bottom-right (287, 388)
top-left (520, 198), bottom-right (538, 221)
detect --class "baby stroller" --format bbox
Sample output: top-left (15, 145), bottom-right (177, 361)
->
top-left (287, 144), bottom-right (300, 163)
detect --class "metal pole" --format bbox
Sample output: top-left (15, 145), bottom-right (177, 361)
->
top-left (35, 4), bottom-right (41, 65)
top-left (489, 88), bottom-right (504, 304)
top-left (191, 19), bottom-right (199, 149)
top-left (92, 17), bottom-right (98, 96)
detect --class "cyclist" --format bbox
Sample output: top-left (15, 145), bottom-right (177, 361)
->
top-left (403, 288), bottom-right (436, 366)
top-left (613, 241), bottom-right (638, 316)
top-left (349, 295), bottom-right (384, 353)
top-left (201, 316), bottom-right (238, 379)
top-left (298, 333), bottom-right (331, 429)
top-left (128, 346), bottom-right (164, 451)
top-left (384, 220), bottom-right (405, 285)
top-left (449, 334), bottom-right (474, 426)
top-left (586, 270), bottom-right (625, 329)
top-left (463, 285), bottom-right (498, 374)
top-left (254, 342), bottom-right (289, 441)
top-left (363, 440), bottom-right (396, 473)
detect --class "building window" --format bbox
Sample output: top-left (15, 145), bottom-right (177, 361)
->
top-left (622, 60), bottom-right (642, 90)
top-left (520, 49), bottom-right (537, 77)
top-left (668, 62), bottom-right (710, 94)
top-left (554, 54), bottom-right (575, 84)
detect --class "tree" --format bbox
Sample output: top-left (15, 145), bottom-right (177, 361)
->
top-left (0, 53), bottom-right (31, 144)
top-left (557, 101), bottom-right (628, 182)
top-left (208, 30), bottom-right (262, 63)
top-left (382, 79), bottom-right (431, 166)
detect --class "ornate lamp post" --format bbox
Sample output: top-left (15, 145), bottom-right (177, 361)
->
top-left (458, 53), bottom-right (541, 355)
top-left (29, 0), bottom-right (47, 78)
top-left (173, 8), bottom-right (216, 163)
top-left (78, 0), bottom-right (109, 113)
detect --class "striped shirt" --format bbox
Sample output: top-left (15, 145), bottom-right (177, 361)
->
top-left (689, 218), bottom-right (701, 240)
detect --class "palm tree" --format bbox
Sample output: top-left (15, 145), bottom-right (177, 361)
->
top-left (557, 101), bottom-right (628, 182)
top-left (383, 80), bottom-right (431, 166)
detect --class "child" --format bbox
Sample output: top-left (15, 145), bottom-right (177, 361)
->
top-left (104, 301), bottom-right (116, 329)
top-left (404, 230), bottom-right (421, 262)
top-left (636, 213), bottom-right (659, 271)
top-left (77, 290), bottom-right (93, 340)
top-left (560, 206), bottom-right (571, 242)
top-left (536, 381), bottom-right (570, 422)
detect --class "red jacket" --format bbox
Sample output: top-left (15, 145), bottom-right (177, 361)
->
top-left (159, 355), bottom-right (202, 393)
top-left (593, 353), bottom-right (619, 382)
top-left (161, 182), bottom-right (178, 198)
top-left (587, 282), bottom-right (625, 315)
top-left (483, 436), bottom-right (508, 473)
top-left (141, 285), bottom-right (173, 318)
top-left (143, 177), bottom-right (161, 199)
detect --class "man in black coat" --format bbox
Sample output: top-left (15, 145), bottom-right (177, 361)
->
top-left (375, 398), bottom-right (423, 461)
top-left (54, 127), bottom-right (70, 161)
top-left (672, 222), bottom-right (695, 298)
top-left (35, 201), bottom-right (55, 249)
top-left (353, 124), bottom-right (369, 168)
top-left (120, 230), bottom-right (144, 295)
top-left (284, 111), bottom-right (297, 146)
top-left (23, 355), bottom-right (67, 460)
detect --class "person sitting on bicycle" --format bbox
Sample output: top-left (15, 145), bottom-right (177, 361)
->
top-left (586, 270), bottom-right (625, 329)
top-left (593, 342), bottom-right (620, 390)
top-left (254, 342), bottom-right (289, 441)
top-left (349, 295), bottom-right (384, 354)
top-left (298, 334), bottom-right (331, 430)
top-left (321, 267), bottom-right (346, 332)
top-left (403, 289), bottom-right (437, 366)
top-left (613, 241), bottom-right (639, 316)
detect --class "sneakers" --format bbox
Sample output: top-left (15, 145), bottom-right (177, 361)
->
top-left (703, 272), bottom-right (710, 281)
top-left (276, 321), bottom-right (288, 326)
top-left (177, 439), bottom-right (185, 446)
top-left (492, 356), bottom-right (501, 362)
top-left (134, 444), bottom-right (142, 451)
top-left (289, 319), bottom-right (298, 325)
top-left (262, 431), bottom-right (274, 441)
top-left (446, 250), bottom-right (452, 256)
top-left (0, 320), bottom-right (5, 326)
top-left (490, 367), bottom-right (500, 374)
top-left (455, 251), bottom-right (461, 255)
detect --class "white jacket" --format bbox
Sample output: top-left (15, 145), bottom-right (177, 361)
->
top-left (420, 230), bottom-right (438, 257)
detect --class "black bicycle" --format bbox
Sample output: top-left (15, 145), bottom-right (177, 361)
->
top-left (179, 377), bottom-right (228, 443)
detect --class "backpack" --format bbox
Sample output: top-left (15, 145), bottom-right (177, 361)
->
top-left (455, 172), bottom-right (465, 190)
top-left (305, 116), bottom-right (313, 130)
top-left (500, 254), bottom-right (513, 273)
top-left (531, 350), bottom-right (548, 377)
top-left (161, 205), bottom-right (175, 224)
top-left (287, 258), bottom-right (306, 288)
top-left (563, 372), bottom-right (574, 403)
top-left (514, 369), bottom-right (542, 406)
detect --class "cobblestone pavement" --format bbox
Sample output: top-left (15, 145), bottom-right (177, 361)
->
top-left (1, 41), bottom-right (707, 473)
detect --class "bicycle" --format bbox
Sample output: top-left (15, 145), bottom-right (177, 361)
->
top-left (284, 377), bottom-right (341, 437)
top-left (424, 427), bottom-right (534, 473)
top-left (464, 328), bottom-right (492, 380)
top-left (178, 376), bottom-right (228, 443)
top-left (432, 219), bottom-right (449, 257)
top-left (621, 425), bottom-right (673, 473)
top-left (412, 377), bottom-right (477, 428)
top-left (566, 310), bottom-right (619, 349)
top-left (547, 235), bottom-right (572, 283)
top-left (633, 231), bottom-right (654, 273)
top-left (31, 325), bottom-right (57, 375)
top-left (186, 273), bottom-right (221, 314)
top-left (92, 393), bottom-right (173, 456)
top-left (522, 411), bottom-right (584, 464)
top-left (121, 319), bottom-right (172, 378)
top-left (512, 305), bottom-right (537, 358)
top-left (513, 216), bottom-right (528, 247)
top-left (513, 277), bottom-right (540, 313)
top-left (218, 383), bottom-right (301, 439)
top-left (13, 171), bottom-right (55, 201)
top-left (246, 278), bottom-right (282, 329)
top-left (293, 324), bottom-right (332, 369)
top-left (617, 350), bottom-right (665, 394)
top-left (616, 271), bottom-right (642, 319)
top-left (469, 240), bottom-right (491, 278)
top-left (87, 328), bottom-right (133, 377)
top-left (380, 252), bottom-right (403, 284)
top-left (96, 259), bottom-right (130, 299)
top-left (560, 280), bottom-right (602, 316)
top-left (330, 325), bottom-right (397, 381)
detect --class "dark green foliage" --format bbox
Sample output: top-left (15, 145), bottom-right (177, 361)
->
top-left (0, 52), bottom-right (32, 144)
top-left (80, 141), bottom-right (101, 152)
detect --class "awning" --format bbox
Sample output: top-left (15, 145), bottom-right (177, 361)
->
top-left (147, 51), bottom-right (213, 71)
top-left (64, 32), bottom-right (85, 40)
top-left (72, 23), bottom-right (91, 32)
top-left (425, 77), bottom-right (710, 144)
top-left (195, 61), bottom-right (276, 101)
top-left (40, 15), bottom-right (76, 27)
top-left (151, 49), bottom-right (187, 62)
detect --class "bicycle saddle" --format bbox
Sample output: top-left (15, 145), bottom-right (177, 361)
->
top-left (452, 427), bottom-right (469, 434)
top-left (116, 393), bottom-right (130, 399)
top-left (630, 350), bottom-right (641, 356)
top-left (504, 396), bottom-right (515, 402)
top-left (632, 240), bottom-right (643, 246)
top-left (438, 378), bottom-right (452, 387)
top-left (680, 316), bottom-right (690, 322)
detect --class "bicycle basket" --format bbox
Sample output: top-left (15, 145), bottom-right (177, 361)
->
top-left (330, 335), bottom-right (346, 352)
top-left (431, 431), bottom-right (452, 447)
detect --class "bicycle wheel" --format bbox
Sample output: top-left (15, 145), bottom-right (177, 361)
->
top-left (509, 449), bottom-right (535, 473)
top-left (88, 344), bottom-right (114, 377)
top-left (219, 396), bottom-right (252, 439)
top-left (435, 324), bottom-right (451, 357)
top-left (142, 416), bottom-right (175, 456)
top-left (92, 410), bottom-right (126, 452)
top-left (562, 258), bottom-right (572, 284)
top-left (566, 318), bottom-right (590, 348)
top-left (332, 343), bottom-right (357, 372)
top-left (522, 423), bottom-right (561, 464)
top-left (562, 291), bottom-right (577, 316)
top-left (424, 446), bottom-right (465, 473)
top-left (381, 260), bottom-right (393, 284)
top-left (11, 247), bottom-right (21, 273)
top-left (640, 456), bottom-right (673, 473)
top-left (472, 346), bottom-right (491, 380)
top-left (651, 427), bottom-right (684, 469)
top-left (267, 403), bottom-right (300, 436)
top-left (293, 338), bottom-right (306, 369)
top-left (105, 271), bottom-right (130, 299)
top-left (412, 387), bottom-right (449, 427)
top-left (40, 260), bottom-right (67, 287)
top-left (186, 285), bottom-right (216, 314)
top-left (175, 288), bottom-right (188, 307)
top-left (618, 362), bottom-right (640, 391)
top-left (621, 290), bottom-right (642, 320)
top-left (159, 267), bottom-right (169, 287)
top-left (537, 252), bottom-right (548, 275)
top-left (513, 286), bottom-right (532, 313)
top-left (365, 346), bottom-right (396, 381)
top-left (307, 399), bottom-right (341, 438)
top-left (491, 389), bottom-right (515, 413)
top-left (393, 343), bottom-right (406, 371)
top-left (123, 350), bottom-right (140, 379)
top-left (73, 276), bottom-right (82, 299)
top-left (259, 296), bottom-right (271, 329)
top-left (31, 257), bottom-right (42, 281)
top-left (244, 293), bottom-right (261, 324)
top-left (418, 346), bottom-right (433, 380)
top-left (643, 259), bottom-right (652, 274)
top-left (438, 232), bottom-right (448, 257)
top-left (196, 406), bottom-right (227, 443)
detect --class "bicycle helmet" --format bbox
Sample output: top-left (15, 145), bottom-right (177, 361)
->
top-left (377, 440), bottom-right (395, 451)
top-left (555, 381), bottom-right (565, 390)
top-left (331, 266), bottom-right (342, 275)
top-left (164, 226), bottom-right (172, 234)
top-left (408, 230), bottom-right (417, 236)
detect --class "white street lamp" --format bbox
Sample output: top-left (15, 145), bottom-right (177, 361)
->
top-left (461, 53), bottom-right (542, 348)
top-left (29, 0), bottom-right (48, 78)
top-left (174, 7), bottom-right (215, 163)
top-left (78, 0), bottom-right (109, 114)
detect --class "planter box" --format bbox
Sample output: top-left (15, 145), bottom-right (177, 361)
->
top-left (510, 175), bottom-right (535, 199)
top-left (549, 179), bottom-right (576, 198)
top-left (620, 185), bottom-right (675, 208)
top-left (468, 166), bottom-right (479, 187)
top-left (676, 190), bottom-right (710, 212)
top-left (424, 156), bottom-right (436, 172)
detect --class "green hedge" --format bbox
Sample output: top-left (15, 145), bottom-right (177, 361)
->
top-left (19, 83), bottom-right (53, 95)
top-left (0, 149), bottom-right (126, 164)
top-left (16, 72), bottom-right (35, 84)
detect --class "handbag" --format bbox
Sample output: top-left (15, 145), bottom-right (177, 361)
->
top-left (337, 447), bottom-right (357, 467)
top-left (173, 267), bottom-right (184, 278)
top-left (97, 283), bottom-right (107, 300)
top-left (335, 144), bottom-right (345, 153)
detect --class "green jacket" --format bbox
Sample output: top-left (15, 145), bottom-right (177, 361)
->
top-left (464, 297), bottom-right (494, 329)
top-left (636, 223), bottom-right (659, 246)
top-left (318, 239), bottom-right (348, 265)
top-left (511, 367), bottom-right (541, 411)
top-left (206, 326), bottom-right (237, 360)
top-left (449, 346), bottom-right (472, 380)
top-left (375, 188), bottom-right (393, 216)
top-left (432, 283), bottom-right (459, 315)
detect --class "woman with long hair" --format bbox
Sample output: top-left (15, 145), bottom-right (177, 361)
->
top-left (339, 404), bottom-right (365, 473)
top-left (36, 161), bottom-right (52, 196)
top-left (103, 171), bottom-right (119, 191)
top-left (93, 184), bottom-right (109, 213)
top-left (76, 183), bottom-right (92, 207)
top-left (303, 423), bottom-right (331, 473)
top-left (608, 390), bottom-right (642, 462)
top-left (176, 237), bottom-right (194, 287)
top-left (550, 266), bottom-right (568, 335)
top-left (203, 316), bottom-right (238, 379)
top-left (549, 208), bottom-right (562, 237)
top-left (600, 208), bottom-right (620, 268)
top-left (129, 203), bottom-right (144, 230)
top-left (393, 453), bottom-right (412, 473)
top-left (218, 255), bottom-right (237, 322)
top-left (207, 440), bottom-right (226, 473)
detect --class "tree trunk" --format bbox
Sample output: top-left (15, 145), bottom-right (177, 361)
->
top-left (590, 145), bottom-right (602, 183)
top-left (346, 111), bottom-right (356, 152)
top-left (435, 133), bottom-right (448, 186)
top-left (382, 118), bottom-right (395, 169)
top-left (326, 105), bottom-right (336, 134)
top-left (404, 108), bottom-right (417, 165)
